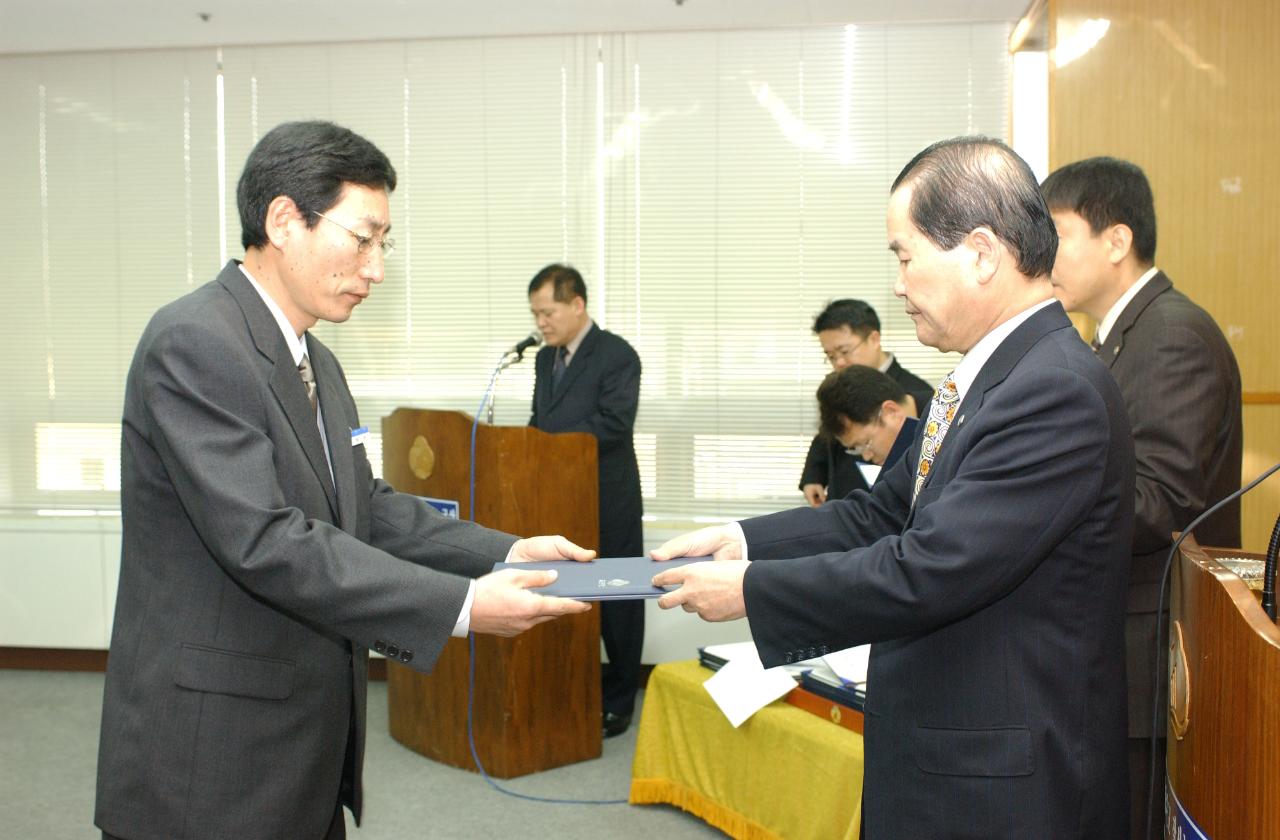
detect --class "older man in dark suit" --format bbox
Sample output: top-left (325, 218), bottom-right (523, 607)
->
top-left (653, 137), bottom-right (1135, 839)
top-left (95, 121), bottom-right (592, 840)
top-left (528, 263), bottom-right (645, 738)
top-left (1042, 156), bottom-right (1243, 839)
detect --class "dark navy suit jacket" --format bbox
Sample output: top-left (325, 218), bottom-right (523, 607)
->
top-left (529, 323), bottom-right (643, 555)
top-left (741, 303), bottom-right (1134, 839)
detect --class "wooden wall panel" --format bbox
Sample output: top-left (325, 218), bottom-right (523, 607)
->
top-left (1242, 405), bottom-right (1280, 553)
top-left (1050, 0), bottom-right (1280, 548)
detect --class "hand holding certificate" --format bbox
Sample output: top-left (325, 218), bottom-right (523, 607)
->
top-left (649, 523), bottom-right (750, 621)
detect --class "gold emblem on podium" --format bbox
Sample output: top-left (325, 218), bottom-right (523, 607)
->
top-left (829, 704), bottom-right (842, 726)
top-left (1169, 620), bottom-right (1191, 740)
top-left (409, 435), bottom-right (436, 480)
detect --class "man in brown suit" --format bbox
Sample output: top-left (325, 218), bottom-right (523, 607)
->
top-left (1042, 156), bottom-right (1243, 840)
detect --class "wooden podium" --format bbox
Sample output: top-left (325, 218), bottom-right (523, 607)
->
top-left (380, 408), bottom-right (602, 778)
top-left (1167, 536), bottom-right (1280, 838)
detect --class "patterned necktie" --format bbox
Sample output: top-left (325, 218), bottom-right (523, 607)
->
top-left (552, 346), bottom-right (569, 390)
top-left (913, 373), bottom-right (960, 503)
top-left (298, 354), bottom-right (318, 415)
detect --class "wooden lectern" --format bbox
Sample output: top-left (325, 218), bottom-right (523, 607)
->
top-left (380, 408), bottom-right (602, 778)
top-left (1167, 536), bottom-right (1280, 838)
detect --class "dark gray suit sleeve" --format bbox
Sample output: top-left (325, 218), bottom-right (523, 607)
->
top-left (139, 322), bottom-right (512, 671)
top-left (1127, 323), bottom-right (1234, 554)
top-left (742, 365), bottom-right (1113, 665)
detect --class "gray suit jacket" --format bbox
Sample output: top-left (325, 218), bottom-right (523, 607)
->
top-left (741, 303), bottom-right (1134, 839)
top-left (1096, 271), bottom-right (1242, 738)
top-left (96, 262), bottom-right (517, 840)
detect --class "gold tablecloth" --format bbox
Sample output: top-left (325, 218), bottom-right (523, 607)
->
top-left (630, 659), bottom-right (863, 840)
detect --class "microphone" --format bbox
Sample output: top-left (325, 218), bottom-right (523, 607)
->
top-left (511, 331), bottom-right (542, 361)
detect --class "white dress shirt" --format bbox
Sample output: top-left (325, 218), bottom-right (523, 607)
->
top-left (1095, 266), bottom-right (1159, 345)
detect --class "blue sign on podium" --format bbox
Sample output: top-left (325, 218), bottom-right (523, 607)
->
top-left (421, 496), bottom-right (460, 519)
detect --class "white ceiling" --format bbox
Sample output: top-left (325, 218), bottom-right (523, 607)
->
top-left (0, 0), bottom-right (1034, 55)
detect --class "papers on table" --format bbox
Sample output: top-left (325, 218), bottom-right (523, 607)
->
top-left (702, 647), bottom-right (798, 728)
top-left (698, 641), bottom-right (870, 726)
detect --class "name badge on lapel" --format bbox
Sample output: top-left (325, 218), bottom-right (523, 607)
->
top-left (350, 426), bottom-right (370, 448)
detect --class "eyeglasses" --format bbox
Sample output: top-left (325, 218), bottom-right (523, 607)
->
top-left (846, 410), bottom-right (883, 458)
top-left (312, 211), bottom-right (395, 258)
top-left (823, 334), bottom-right (869, 365)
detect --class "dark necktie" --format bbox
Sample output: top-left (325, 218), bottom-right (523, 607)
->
top-left (298, 354), bottom-right (318, 415)
top-left (1089, 335), bottom-right (1102, 354)
top-left (552, 346), bottom-right (569, 390)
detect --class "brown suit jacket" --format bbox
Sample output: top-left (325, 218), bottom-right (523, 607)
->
top-left (1096, 271), bottom-right (1242, 737)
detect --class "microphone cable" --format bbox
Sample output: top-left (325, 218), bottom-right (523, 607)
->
top-left (1145, 459), bottom-right (1280, 840)
top-left (461, 359), bottom-right (628, 806)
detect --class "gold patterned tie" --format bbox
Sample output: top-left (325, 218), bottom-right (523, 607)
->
top-left (298, 354), bottom-right (318, 415)
top-left (913, 373), bottom-right (960, 503)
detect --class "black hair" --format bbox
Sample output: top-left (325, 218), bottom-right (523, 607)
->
top-left (1040, 156), bottom-right (1157, 264)
top-left (817, 365), bottom-right (908, 438)
top-left (237, 121), bottom-right (397, 250)
top-left (891, 136), bottom-right (1057, 278)
top-left (812, 299), bottom-right (880, 336)
top-left (528, 263), bottom-right (588, 305)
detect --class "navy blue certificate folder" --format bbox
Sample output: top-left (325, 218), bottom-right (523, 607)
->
top-left (490, 555), bottom-right (711, 600)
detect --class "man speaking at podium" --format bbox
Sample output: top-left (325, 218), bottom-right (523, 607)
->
top-left (653, 137), bottom-right (1135, 839)
top-left (95, 121), bottom-right (592, 840)
top-left (527, 264), bottom-right (645, 738)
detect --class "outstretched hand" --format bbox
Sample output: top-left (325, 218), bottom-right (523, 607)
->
top-left (650, 524), bottom-right (744, 563)
top-left (469, 568), bottom-right (590, 637)
top-left (653, 560), bottom-right (749, 622)
top-left (509, 534), bottom-right (597, 563)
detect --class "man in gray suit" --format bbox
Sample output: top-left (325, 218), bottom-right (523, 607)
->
top-left (1042, 156), bottom-right (1243, 840)
top-left (95, 121), bottom-right (592, 840)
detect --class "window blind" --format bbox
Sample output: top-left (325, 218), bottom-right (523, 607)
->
top-left (0, 21), bottom-right (1009, 527)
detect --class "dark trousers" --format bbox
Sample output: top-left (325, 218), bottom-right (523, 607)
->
top-left (600, 598), bottom-right (645, 716)
top-left (1129, 735), bottom-right (1167, 840)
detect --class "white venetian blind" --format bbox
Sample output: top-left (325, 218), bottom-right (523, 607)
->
top-left (0, 48), bottom-right (220, 511)
top-left (0, 21), bottom-right (1009, 527)
top-left (599, 24), bottom-right (1010, 520)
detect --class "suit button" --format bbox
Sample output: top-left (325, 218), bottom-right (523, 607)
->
top-left (807, 647), bottom-right (818, 659)
top-left (819, 645), bottom-right (829, 655)
top-left (373, 640), bottom-right (386, 654)
top-left (399, 649), bottom-right (414, 663)
top-left (386, 644), bottom-right (400, 657)
top-left (784, 652), bottom-right (794, 664)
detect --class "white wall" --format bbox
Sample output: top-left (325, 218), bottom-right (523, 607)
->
top-left (0, 515), bottom-right (120, 649)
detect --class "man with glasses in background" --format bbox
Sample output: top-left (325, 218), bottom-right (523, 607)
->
top-left (815, 365), bottom-right (919, 484)
top-left (799, 299), bottom-right (934, 505)
top-left (95, 121), bottom-right (594, 840)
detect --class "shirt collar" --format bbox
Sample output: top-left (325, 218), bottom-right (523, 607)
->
top-left (1096, 266), bottom-right (1159, 345)
top-left (562, 319), bottom-right (594, 362)
top-left (239, 262), bottom-right (308, 365)
top-left (878, 352), bottom-right (894, 374)
top-left (950, 298), bottom-right (1057, 403)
